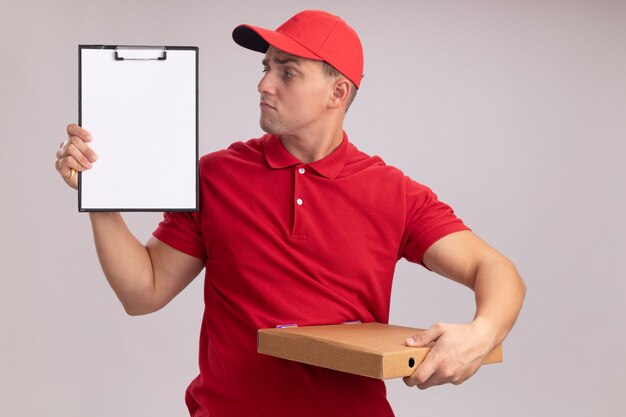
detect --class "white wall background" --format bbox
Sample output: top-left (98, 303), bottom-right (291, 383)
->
top-left (1, 0), bottom-right (624, 416)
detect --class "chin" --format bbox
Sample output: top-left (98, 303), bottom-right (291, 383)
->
top-left (260, 120), bottom-right (279, 135)
top-left (259, 124), bottom-right (272, 134)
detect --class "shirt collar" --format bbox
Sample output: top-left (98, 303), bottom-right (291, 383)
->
top-left (263, 132), bottom-right (349, 179)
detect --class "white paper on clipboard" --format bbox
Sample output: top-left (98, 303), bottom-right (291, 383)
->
top-left (78, 45), bottom-right (198, 212)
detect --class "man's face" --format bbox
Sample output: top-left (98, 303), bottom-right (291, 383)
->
top-left (258, 47), bottom-right (335, 137)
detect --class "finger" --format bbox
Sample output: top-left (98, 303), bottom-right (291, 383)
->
top-left (55, 156), bottom-right (82, 189)
top-left (66, 123), bottom-right (93, 143)
top-left (416, 358), bottom-right (472, 390)
top-left (56, 154), bottom-right (79, 175)
top-left (407, 344), bottom-right (479, 389)
top-left (56, 141), bottom-right (72, 159)
top-left (403, 350), bottom-right (440, 388)
top-left (71, 136), bottom-right (98, 163)
top-left (65, 136), bottom-right (97, 168)
top-left (403, 323), bottom-right (449, 388)
top-left (406, 323), bottom-right (444, 347)
top-left (66, 143), bottom-right (92, 170)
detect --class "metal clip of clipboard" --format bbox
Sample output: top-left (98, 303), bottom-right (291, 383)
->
top-left (114, 46), bottom-right (167, 61)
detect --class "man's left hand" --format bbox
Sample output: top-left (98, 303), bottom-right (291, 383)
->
top-left (403, 320), bottom-right (495, 389)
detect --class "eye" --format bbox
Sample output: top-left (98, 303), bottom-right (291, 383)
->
top-left (282, 70), bottom-right (295, 79)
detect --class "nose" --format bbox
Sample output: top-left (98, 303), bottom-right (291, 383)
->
top-left (257, 71), bottom-right (274, 95)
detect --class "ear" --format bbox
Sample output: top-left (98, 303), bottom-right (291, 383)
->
top-left (328, 78), bottom-right (351, 110)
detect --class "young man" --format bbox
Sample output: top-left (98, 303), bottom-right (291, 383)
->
top-left (56, 10), bottom-right (525, 417)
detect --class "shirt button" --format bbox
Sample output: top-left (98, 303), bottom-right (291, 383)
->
top-left (296, 198), bottom-right (303, 206)
top-left (298, 168), bottom-right (306, 174)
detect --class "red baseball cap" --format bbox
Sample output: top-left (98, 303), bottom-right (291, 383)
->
top-left (232, 10), bottom-right (364, 89)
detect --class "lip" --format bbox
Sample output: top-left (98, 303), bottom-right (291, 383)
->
top-left (260, 102), bottom-right (276, 110)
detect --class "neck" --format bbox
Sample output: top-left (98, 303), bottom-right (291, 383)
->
top-left (279, 125), bottom-right (344, 164)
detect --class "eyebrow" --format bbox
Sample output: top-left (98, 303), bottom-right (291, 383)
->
top-left (262, 56), bottom-right (303, 67)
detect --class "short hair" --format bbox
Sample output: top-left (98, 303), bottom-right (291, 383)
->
top-left (322, 61), bottom-right (358, 111)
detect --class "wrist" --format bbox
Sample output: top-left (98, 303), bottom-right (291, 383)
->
top-left (470, 316), bottom-right (499, 347)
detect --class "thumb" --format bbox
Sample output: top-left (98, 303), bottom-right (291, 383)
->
top-left (406, 324), bottom-right (443, 347)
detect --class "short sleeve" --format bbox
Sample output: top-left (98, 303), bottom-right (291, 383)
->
top-left (399, 177), bottom-right (470, 265)
top-left (153, 211), bottom-right (206, 260)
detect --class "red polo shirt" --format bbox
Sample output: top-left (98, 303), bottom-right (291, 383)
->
top-left (153, 133), bottom-right (468, 417)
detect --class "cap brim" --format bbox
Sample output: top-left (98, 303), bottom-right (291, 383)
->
top-left (233, 24), bottom-right (322, 61)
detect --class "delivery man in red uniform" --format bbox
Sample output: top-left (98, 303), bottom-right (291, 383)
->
top-left (55, 10), bottom-right (525, 417)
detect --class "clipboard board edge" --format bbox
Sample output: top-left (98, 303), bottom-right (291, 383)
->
top-left (77, 44), bottom-right (199, 213)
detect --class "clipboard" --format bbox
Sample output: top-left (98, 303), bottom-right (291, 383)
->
top-left (78, 45), bottom-right (199, 212)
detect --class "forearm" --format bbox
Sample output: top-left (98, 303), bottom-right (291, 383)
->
top-left (89, 212), bottom-right (156, 314)
top-left (472, 256), bottom-right (526, 346)
top-left (406, 232), bottom-right (526, 388)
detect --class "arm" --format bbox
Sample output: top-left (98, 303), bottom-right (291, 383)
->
top-left (403, 230), bottom-right (525, 389)
top-left (56, 124), bottom-right (205, 315)
top-left (90, 213), bottom-right (204, 315)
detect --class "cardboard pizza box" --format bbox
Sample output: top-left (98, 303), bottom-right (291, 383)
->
top-left (258, 322), bottom-right (502, 380)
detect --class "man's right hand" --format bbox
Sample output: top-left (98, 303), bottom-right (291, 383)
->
top-left (55, 124), bottom-right (98, 189)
